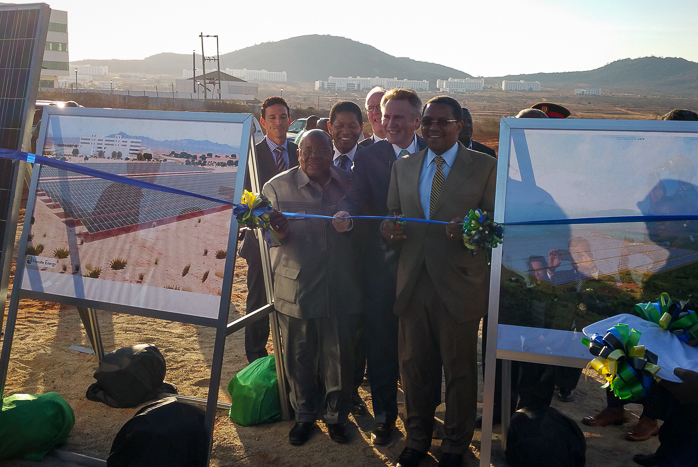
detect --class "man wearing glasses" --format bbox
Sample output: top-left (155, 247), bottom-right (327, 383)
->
top-left (265, 130), bottom-right (363, 446)
top-left (334, 88), bottom-right (426, 446)
top-left (359, 86), bottom-right (387, 148)
top-left (381, 96), bottom-right (497, 467)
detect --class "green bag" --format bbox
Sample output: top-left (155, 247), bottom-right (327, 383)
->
top-left (0, 392), bottom-right (75, 461)
top-left (227, 355), bottom-right (282, 426)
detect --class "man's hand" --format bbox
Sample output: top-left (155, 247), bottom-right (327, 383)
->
top-left (332, 211), bottom-right (351, 232)
top-left (660, 338), bottom-right (698, 404)
top-left (548, 248), bottom-right (562, 270)
top-left (446, 217), bottom-right (463, 242)
top-left (381, 219), bottom-right (406, 243)
top-left (269, 209), bottom-right (290, 240)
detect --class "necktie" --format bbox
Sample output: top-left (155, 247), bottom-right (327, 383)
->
top-left (429, 156), bottom-right (445, 219)
top-left (338, 154), bottom-right (351, 171)
top-left (398, 149), bottom-right (409, 158)
top-left (274, 146), bottom-right (286, 173)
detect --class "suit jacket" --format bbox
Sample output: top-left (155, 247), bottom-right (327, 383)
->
top-left (471, 139), bottom-right (496, 158)
top-left (386, 142), bottom-right (497, 322)
top-left (263, 167), bottom-right (362, 319)
top-left (240, 138), bottom-right (298, 260)
top-left (358, 136), bottom-right (374, 148)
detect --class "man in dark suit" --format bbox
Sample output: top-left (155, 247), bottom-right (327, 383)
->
top-left (458, 108), bottom-right (496, 158)
top-left (382, 96), bottom-right (496, 467)
top-left (239, 96), bottom-right (298, 363)
top-left (334, 88), bottom-right (426, 445)
top-left (358, 86), bottom-right (387, 148)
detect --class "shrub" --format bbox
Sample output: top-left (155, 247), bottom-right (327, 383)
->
top-left (201, 270), bottom-right (209, 283)
top-left (85, 268), bottom-right (101, 278)
top-left (61, 264), bottom-right (67, 272)
top-left (215, 249), bottom-right (227, 259)
top-left (154, 258), bottom-right (159, 265)
top-left (164, 285), bottom-right (181, 290)
top-left (110, 258), bottom-right (127, 270)
top-left (138, 273), bottom-right (144, 281)
top-left (53, 248), bottom-right (69, 259)
top-left (182, 264), bottom-right (190, 277)
top-left (203, 248), bottom-right (208, 256)
top-left (25, 244), bottom-right (44, 255)
top-left (27, 234), bottom-right (33, 242)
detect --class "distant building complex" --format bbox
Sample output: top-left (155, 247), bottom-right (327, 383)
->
top-left (78, 134), bottom-right (142, 158)
top-left (574, 88), bottom-right (601, 96)
top-left (182, 68), bottom-right (287, 82)
top-left (40, 8), bottom-right (69, 88)
top-left (74, 65), bottom-right (109, 76)
top-left (315, 76), bottom-right (430, 92)
top-left (502, 80), bottom-right (541, 91)
top-left (437, 78), bottom-right (484, 92)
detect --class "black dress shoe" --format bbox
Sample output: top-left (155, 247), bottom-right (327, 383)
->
top-left (633, 452), bottom-right (660, 466)
top-left (351, 391), bottom-right (368, 415)
top-left (327, 423), bottom-right (349, 443)
top-left (289, 421), bottom-right (315, 445)
top-left (396, 447), bottom-right (426, 467)
top-left (439, 453), bottom-right (463, 467)
top-left (371, 422), bottom-right (394, 446)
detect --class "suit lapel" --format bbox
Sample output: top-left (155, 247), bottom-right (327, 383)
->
top-left (406, 149), bottom-right (427, 219)
top-left (432, 145), bottom-right (474, 217)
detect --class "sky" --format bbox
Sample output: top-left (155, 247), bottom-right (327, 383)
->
top-left (25, 0), bottom-right (698, 77)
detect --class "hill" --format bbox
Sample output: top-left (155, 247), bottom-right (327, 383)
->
top-left (73, 35), bottom-right (471, 84)
top-left (493, 57), bottom-right (698, 96)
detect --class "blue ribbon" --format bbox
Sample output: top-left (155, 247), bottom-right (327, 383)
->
top-left (3, 148), bottom-right (698, 226)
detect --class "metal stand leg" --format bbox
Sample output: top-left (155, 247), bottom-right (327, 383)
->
top-left (76, 307), bottom-right (104, 361)
top-left (501, 359), bottom-right (512, 451)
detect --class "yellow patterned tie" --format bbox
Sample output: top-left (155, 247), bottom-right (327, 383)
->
top-left (429, 156), bottom-right (445, 219)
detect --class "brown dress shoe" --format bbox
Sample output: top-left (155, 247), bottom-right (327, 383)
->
top-left (582, 407), bottom-right (629, 427)
top-left (625, 415), bottom-right (659, 441)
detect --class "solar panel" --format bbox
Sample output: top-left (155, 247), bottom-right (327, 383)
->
top-left (0, 3), bottom-right (50, 315)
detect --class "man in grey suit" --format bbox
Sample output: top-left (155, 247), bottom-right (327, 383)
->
top-left (358, 86), bottom-right (387, 148)
top-left (239, 96), bottom-right (298, 363)
top-left (334, 88), bottom-right (425, 445)
top-left (382, 96), bottom-right (496, 467)
top-left (265, 130), bottom-right (363, 446)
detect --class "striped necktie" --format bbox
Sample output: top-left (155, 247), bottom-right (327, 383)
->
top-left (338, 154), bottom-right (351, 171)
top-left (274, 146), bottom-right (286, 173)
top-left (429, 156), bottom-right (445, 218)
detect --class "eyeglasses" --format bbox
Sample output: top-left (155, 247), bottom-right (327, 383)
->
top-left (421, 118), bottom-right (459, 128)
top-left (300, 149), bottom-right (332, 159)
top-left (366, 105), bottom-right (381, 112)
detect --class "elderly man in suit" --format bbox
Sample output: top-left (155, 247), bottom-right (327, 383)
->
top-left (458, 108), bottom-right (496, 158)
top-left (359, 86), bottom-right (387, 148)
top-left (239, 96), bottom-right (298, 364)
top-left (334, 88), bottom-right (426, 445)
top-left (382, 96), bottom-right (496, 467)
top-left (265, 129), bottom-right (363, 446)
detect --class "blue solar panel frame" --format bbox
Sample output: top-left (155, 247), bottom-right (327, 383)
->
top-left (22, 106), bottom-right (253, 326)
top-left (480, 118), bottom-right (698, 463)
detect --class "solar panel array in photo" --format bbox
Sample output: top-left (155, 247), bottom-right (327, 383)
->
top-left (0, 3), bottom-right (50, 284)
top-left (39, 162), bottom-right (213, 178)
top-left (37, 163), bottom-right (238, 234)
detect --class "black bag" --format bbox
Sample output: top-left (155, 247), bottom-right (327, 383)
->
top-left (505, 406), bottom-right (586, 467)
top-left (86, 344), bottom-right (176, 408)
top-left (107, 397), bottom-right (207, 467)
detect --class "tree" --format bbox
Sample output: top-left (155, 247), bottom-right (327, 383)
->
top-left (97, 150), bottom-right (105, 158)
top-left (226, 159), bottom-right (235, 166)
top-left (185, 159), bottom-right (191, 165)
top-left (84, 156), bottom-right (89, 161)
top-left (143, 153), bottom-right (152, 161)
top-left (207, 152), bottom-right (213, 158)
top-left (136, 153), bottom-right (144, 161)
top-left (71, 148), bottom-right (79, 155)
top-left (111, 151), bottom-right (118, 159)
top-left (117, 151), bottom-right (123, 159)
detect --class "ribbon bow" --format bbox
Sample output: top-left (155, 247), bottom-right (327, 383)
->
top-left (582, 323), bottom-right (661, 401)
top-left (634, 293), bottom-right (698, 344)
top-left (461, 209), bottom-right (504, 259)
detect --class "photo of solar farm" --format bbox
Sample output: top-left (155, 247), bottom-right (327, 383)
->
top-left (24, 113), bottom-right (247, 300)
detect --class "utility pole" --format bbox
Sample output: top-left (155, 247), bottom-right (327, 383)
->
top-left (199, 33), bottom-right (222, 101)
top-left (192, 50), bottom-right (196, 93)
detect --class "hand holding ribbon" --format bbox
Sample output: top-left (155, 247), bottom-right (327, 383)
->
top-left (634, 293), bottom-right (698, 343)
top-left (582, 323), bottom-right (661, 401)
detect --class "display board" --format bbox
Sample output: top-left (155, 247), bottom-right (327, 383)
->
top-left (21, 107), bottom-right (249, 325)
top-left (480, 118), bottom-right (698, 466)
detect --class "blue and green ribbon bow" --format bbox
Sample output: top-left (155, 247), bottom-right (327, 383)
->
top-left (582, 323), bottom-right (661, 401)
top-left (634, 293), bottom-right (698, 344)
top-left (461, 209), bottom-right (504, 259)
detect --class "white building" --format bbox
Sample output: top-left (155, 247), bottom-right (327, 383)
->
top-left (175, 71), bottom-right (258, 101)
top-left (40, 9), bottom-right (69, 88)
top-left (574, 88), bottom-right (601, 96)
top-left (437, 78), bottom-right (484, 93)
top-left (315, 76), bottom-right (429, 92)
top-left (78, 135), bottom-right (142, 158)
top-left (502, 80), bottom-right (541, 91)
top-left (75, 65), bottom-right (108, 76)
top-left (225, 68), bottom-right (287, 83)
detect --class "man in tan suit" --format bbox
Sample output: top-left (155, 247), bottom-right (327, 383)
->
top-left (382, 96), bottom-right (496, 467)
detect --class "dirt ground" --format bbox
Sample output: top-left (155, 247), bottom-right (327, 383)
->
top-left (1, 212), bottom-right (660, 467)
